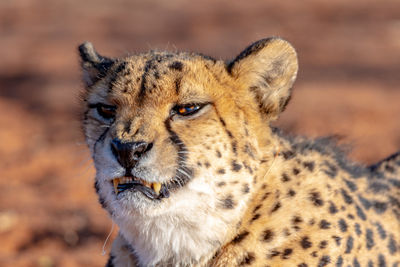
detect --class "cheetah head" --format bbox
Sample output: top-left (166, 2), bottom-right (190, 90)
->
top-left (79, 38), bottom-right (297, 262)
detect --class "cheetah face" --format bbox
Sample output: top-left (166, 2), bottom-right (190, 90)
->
top-left (79, 39), bottom-right (298, 221)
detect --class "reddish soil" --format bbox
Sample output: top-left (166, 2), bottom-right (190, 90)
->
top-left (0, 0), bottom-right (399, 266)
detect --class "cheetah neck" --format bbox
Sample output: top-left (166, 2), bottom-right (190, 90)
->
top-left (111, 183), bottom-right (248, 266)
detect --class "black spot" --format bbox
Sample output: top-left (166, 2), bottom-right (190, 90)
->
top-left (338, 219), bottom-right (348, 232)
top-left (378, 254), bottom-right (386, 267)
top-left (344, 179), bottom-right (357, 192)
top-left (242, 183), bottom-right (250, 194)
top-left (303, 161), bottom-right (315, 171)
top-left (243, 163), bottom-right (253, 174)
top-left (311, 251), bottom-right (318, 257)
top-left (353, 258), bottom-right (361, 267)
top-left (310, 191), bottom-right (324, 207)
top-left (375, 222), bottom-right (387, 240)
top-left (368, 260), bottom-right (374, 267)
top-left (293, 168), bottom-right (300, 175)
top-left (281, 173), bottom-right (291, 182)
top-left (217, 168), bottom-right (225, 175)
top-left (231, 141), bottom-right (238, 155)
top-left (232, 160), bottom-right (242, 172)
top-left (243, 143), bottom-right (255, 159)
top-left (114, 61), bottom-right (127, 74)
top-left (282, 248), bottom-right (293, 259)
top-left (292, 225), bottom-right (301, 232)
top-left (329, 202), bottom-right (339, 214)
top-left (239, 252), bottom-right (255, 266)
top-left (355, 223), bottom-right (362, 236)
top-left (270, 202), bottom-right (281, 213)
top-left (226, 130), bottom-right (233, 139)
top-left (174, 77), bottom-right (181, 94)
top-left (268, 250), bottom-right (280, 258)
top-left (262, 229), bottom-right (274, 242)
top-left (389, 178), bottom-right (400, 188)
top-left (288, 189), bottom-right (296, 197)
top-left (318, 255), bottom-right (331, 267)
top-left (388, 235), bottom-right (397, 255)
top-left (169, 61), bottom-right (183, 71)
top-left (222, 195), bottom-right (235, 209)
top-left (253, 204), bottom-right (262, 214)
top-left (261, 192), bottom-right (270, 201)
top-left (385, 164), bottom-right (395, 173)
top-left (217, 181), bottom-right (226, 187)
top-left (369, 182), bottom-right (390, 193)
top-left (319, 240), bottom-right (328, 249)
top-left (366, 228), bottom-right (375, 250)
top-left (216, 150), bottom-right (222, 158)
top-left (356, 205), bottom-right (367, 221)
top-left (322, 161), bottom-right (338, 178)
top-left (205, 162), bottom-right (210, 168)
top-left (281, 150), bottom-right (295, 160)
top-left (358, 195), bottom-right (372, 210)
top-left (345, 236), bottom-right (354, 253)
top-left (300, 236), bottom-right (312, 249)
top-left (298, 264), bottom-right (308, 267)
top-left (347, 214), bottom-right (355, 220)
top-left (373, 201), bottom-right (388, 214)
top-left (320, 220), bottom-right (331, 229)
top-left (292, 216), bottom-right (303, 224)
top-left (336, 256), bottom-right (343, 267)
top-left (246, 209), bottom-right (259, 223)
top-left (232, 231), bottom-right (249, 244)
top-left (341, 189), bottom-right (353, 204)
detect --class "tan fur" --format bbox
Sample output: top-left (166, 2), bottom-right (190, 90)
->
top-left (79, 38), bottom-right (400, 267)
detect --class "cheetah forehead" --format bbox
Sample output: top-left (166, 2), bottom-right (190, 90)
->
top-left (86, 50), bottom-right (229, 107)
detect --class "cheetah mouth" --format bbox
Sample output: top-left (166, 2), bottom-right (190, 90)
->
top-left (112, 176), bottom-right (170, 200)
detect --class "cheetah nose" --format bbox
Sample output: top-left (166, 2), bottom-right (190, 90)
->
top-left (110, 138), bottom-right (153, 169)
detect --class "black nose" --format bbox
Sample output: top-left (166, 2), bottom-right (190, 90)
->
top-left (110, 138), bottom-right (152, 169)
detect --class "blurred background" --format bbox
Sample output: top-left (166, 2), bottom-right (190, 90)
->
top-left (0, 0), bottom-right (399, 266)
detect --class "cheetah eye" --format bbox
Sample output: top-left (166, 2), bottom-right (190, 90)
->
top-left (174, 104), bottom-right (203, 116)
top-left (90, 103), bottom-right (116, 120)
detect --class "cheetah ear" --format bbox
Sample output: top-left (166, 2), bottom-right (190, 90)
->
top-left (227, 37), bottom-right (298, 120)
top-left (78, 41), bottom-right (115, 87)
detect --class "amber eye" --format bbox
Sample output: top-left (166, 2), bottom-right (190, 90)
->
top-left (175, 104), bottom-right (202, 116)
top-left (91, 103), bottom-right (116, 120)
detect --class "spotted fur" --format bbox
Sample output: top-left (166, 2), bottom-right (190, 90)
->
top-left (79, 38), bottom-right (400, 267)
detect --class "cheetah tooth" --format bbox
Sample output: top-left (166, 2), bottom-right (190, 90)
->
top-left (152, 183), bottom-right (161, 195)
top-left (113, 178), bottom-right (119, 194)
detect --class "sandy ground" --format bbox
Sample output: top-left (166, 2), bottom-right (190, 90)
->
top-left (0, 0), bottom-right (399, 266)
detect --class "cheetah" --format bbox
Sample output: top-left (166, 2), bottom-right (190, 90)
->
top-left (78, 37), bottom-right (400, 266)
